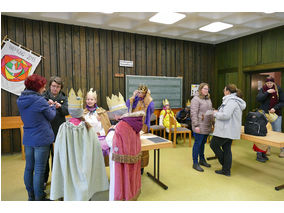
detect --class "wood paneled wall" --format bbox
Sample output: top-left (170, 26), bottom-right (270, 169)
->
top-left (215, 26), bottom-right (284, 124)
top-left (1, 15), bottom-right (215, 153)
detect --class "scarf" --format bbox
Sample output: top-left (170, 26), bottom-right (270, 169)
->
top-left (86, 104), bottom-right (98, 113)
top-left (120, 116), bottom-right (143, 133)
top-left (262, 83), bottom-right (279, 110)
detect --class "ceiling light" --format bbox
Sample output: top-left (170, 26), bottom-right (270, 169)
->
top-left (199, 22), bottom-right (233, 32)
top-left (263, 12), bottom-right (275, 14)
top-left (149, 12), bottom-right (186, 25)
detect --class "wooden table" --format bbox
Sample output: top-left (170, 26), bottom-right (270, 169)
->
top-left (140, 133), bottom-right (173, 190)
top-left (241, 127), bottom-right (284, 191)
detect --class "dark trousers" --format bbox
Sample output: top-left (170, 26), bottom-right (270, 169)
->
top-left (192, 133), bottom-right (208, 164)
top-left (44, 144), bottom-right (54, 183)
top-left (210, 136), bottom-right (232, 174)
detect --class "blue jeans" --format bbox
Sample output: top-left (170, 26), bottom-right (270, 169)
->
top-left (192, 133), bottom-right (208, 164)
top-left (271, 116), bottom-right (282, 132)
top-left (24, 145), bottom-right (50, 201)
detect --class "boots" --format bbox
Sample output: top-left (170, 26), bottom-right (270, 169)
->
top-left (279, 148), bottom-right (284, 158)
top-left (266, 146), bottom-right (271, 156)
top-left (256, 152), bottom-right (267, 163)
top-left (199, 159), bottom-right (211, 167)
top-left (193, 163), bottom-right (204, 172)
top-left (262, 152), bottom-right (269, 161)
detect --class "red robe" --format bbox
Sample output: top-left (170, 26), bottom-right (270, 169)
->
top-left (112, 120), bottom-right (142, 201)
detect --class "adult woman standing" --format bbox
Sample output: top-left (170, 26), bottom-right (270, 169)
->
top-left (210, 84), bottom-right (246, 176)
top-left (255, 76), bottom-right (284, 160)
top-left (17, 74), bottom-right (56, 201)
top-left (190, 83), bottom-right (214, 172)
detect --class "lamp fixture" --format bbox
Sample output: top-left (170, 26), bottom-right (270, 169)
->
top-left (199, 22), bottom-right (233, 32)
top-left (149, 12), bottom-right (186, 25)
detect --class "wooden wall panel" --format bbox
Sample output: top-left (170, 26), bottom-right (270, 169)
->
top-left (1, 15), bottom-right (215, 153)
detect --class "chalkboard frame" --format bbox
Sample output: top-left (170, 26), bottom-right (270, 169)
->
top-left (125, 75), bottom-right (183, 109)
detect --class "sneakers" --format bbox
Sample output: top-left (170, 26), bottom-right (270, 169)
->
top-left (199, 159), bottom-right (211, 168)
top-left (215, 169), bottom-right (230, 177)
top-left (256, 152), bottom-right (267, 163)
top-left (193, 163), bottom-right (204, 172)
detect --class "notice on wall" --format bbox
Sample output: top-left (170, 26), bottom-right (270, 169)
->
top-left (119, 60), bottom-right (133, 67)
top-left (191, 84), bottom-right (199, 96)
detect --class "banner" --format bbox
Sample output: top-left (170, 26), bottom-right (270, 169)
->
top-left (1, 40), bottom-right (42, 96)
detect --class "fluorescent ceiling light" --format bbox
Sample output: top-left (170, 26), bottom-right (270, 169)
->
top-left (149, 12), bottom-right (186, 25)
top-left (199, 22), bottom-right (233, 32)
top-left (263, 12), bottom-right (275, 14)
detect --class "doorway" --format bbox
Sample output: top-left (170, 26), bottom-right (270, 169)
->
top-left (249, 70), bottom-right (283, 131)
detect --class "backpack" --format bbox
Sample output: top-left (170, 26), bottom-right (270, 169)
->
top-left (244, 111), bottom-right (268, 136)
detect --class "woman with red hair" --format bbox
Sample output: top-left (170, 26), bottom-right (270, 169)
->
top-left (17, 74), bottom-right (56, 201)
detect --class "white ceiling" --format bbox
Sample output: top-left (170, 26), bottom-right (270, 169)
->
top-left (2, 12), bottom-right (284, 44)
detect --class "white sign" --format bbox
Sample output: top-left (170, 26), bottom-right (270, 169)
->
top-left (1, 40), bottom-right (42, 96)
top-left (119, 60), bottom-right (133, 67)
top-left (191, 84), bottom-right (199, 96)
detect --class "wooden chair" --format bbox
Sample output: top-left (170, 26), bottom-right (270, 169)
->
top-left (168, 115), bottom-right (191, 148)
top-left (1, 116), bottom-right (25, 160)
top-left (149, 114), bottom-right (166, 138)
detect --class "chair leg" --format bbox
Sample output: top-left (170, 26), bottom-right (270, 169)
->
top-left (174, 133), bottom-right (177, 148)
top-left (183, 133), bottom-right (186, 144)
top-left (169, 132), bottom-right (171, 141)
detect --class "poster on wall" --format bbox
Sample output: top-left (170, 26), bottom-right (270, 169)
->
top-left (1, 40), bottom-right (42, 96)
top-left (191, 84), bottom-right (199, 96)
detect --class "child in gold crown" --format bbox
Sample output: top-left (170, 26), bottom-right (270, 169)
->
top-left (159, 99), bottom-right (181, 129)
top-left (50, 88), bottom-right (109, 201)
top-left (84, 88), bottom-right (108, 136)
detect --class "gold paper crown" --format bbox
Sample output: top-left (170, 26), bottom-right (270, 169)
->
top-left (87, 88), bottom-right (97, 100)
top-left (68, 88), bottom-right (83, 109)
top-left (163, 99), bottom-right (170, 106)
top-left (138, 84), bottom-right (148, 93)
top-left (106, 92), bottom-right (127, 112)
top-left (186, 99), bottom-right (191, 107)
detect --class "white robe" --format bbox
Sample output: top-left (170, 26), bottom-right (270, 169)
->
top-left (50, 121), bottom-right (109, 201)
top-left (105, 129), bottom-right (115, 201)
top-left (84, 111), bottom-right (105, 136)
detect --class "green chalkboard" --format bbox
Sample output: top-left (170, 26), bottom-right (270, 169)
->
top-left (125, 75), bottom-right (183, 109)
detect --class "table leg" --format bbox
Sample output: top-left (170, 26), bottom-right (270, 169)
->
top-left (207, 155), bottom-right (218, 161)
top-left (275, 184), bottom-right (284, 191)
top-left (146, 149), bottom-right (168, 190)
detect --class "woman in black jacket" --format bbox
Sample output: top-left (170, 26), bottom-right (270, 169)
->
top-left (255, 76), bottom-right (284, 160)
top-left (43, 76), bottom-right (69, 185)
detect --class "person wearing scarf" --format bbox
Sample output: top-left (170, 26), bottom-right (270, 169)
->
top-left (84, 88), bottom-right (106, 136)
top-left (106, 93), bottom-right (144, 200)
top-left (126, 85), bottom-right (155, 174)
top-left (255, 76), bottom-right (284, 160)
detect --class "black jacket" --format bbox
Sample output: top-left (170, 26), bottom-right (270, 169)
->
top-left (256, 86), bottom-right (284, 116)
top-left (43, 90), bottom-right (69, 138)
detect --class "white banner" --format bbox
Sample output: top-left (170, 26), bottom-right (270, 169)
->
top-left (1, 40), bottom-right (42, 96)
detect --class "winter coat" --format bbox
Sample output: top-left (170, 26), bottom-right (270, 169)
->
top-left (190, 95), bottom-right (213, 134)
top-left (256, 86), bottom-right (284, 116)
top-left (43, 89), bottom-right (69, 138)
top-left (17, 90), bottom-right (56, 147)
top-left (213, 93), bottom-right (246, 140)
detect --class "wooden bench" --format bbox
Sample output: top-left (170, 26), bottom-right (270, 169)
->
top-left (1, 116), bottom-right (24, 160)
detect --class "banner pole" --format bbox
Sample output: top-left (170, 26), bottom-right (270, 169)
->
top-left (1, 36), bottom-right (45, 59)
